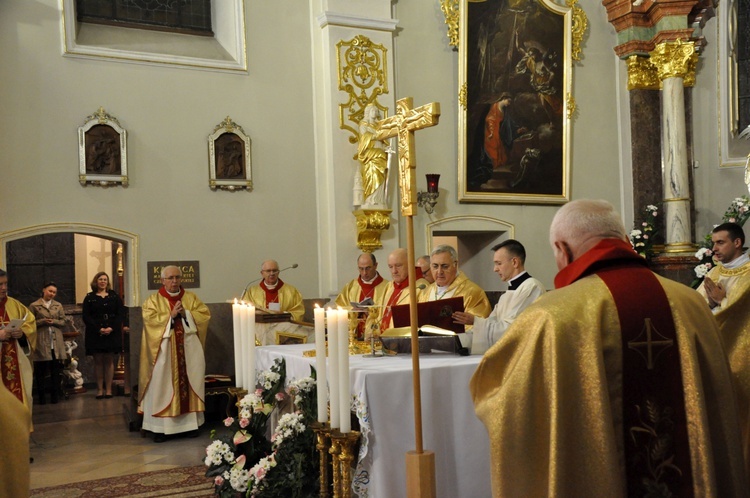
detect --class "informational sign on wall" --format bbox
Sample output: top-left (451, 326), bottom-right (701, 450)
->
top-left (147, 261), bottom-right (200, 289)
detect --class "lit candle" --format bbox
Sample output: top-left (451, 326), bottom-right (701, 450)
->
top-left (327, 307), bottom-right (340, 429)
top-left (232, 298), bottom-right (243, 389)
top-left (247, 304), bottom-right (257, 389)
top-left (338, 308), bottom-right (351, 433)
top-left (314, 305), bottom-right (327, 423)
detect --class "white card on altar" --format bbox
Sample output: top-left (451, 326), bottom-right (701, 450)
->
top-left (268, 302), bottom-right (281, 312)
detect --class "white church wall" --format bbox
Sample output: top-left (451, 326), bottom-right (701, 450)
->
top-left (0, 0), bottom-right (320, 305)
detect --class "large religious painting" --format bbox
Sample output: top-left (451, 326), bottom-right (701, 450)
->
top-left (78, 107), bottom-right (128, 187)
top-left (208, 116), bottom-right (253, 191)
top-left (458, 0), bottom-right (574, 204)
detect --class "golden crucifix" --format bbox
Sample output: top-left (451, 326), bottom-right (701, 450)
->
top-left (374, 96), bottom-right (441, 498)
top-left (375, 98), bottom-right (441, 217)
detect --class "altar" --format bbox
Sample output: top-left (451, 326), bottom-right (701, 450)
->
top-left (256, 344), bottom-right (492, 498)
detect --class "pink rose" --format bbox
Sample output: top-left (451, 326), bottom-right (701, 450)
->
top-left (255, 389), bottom-right (264, 396)
top-left (224, 417), bottom-right (235, 427)
top-left (239, 418), bottom-right (249, 428)
top-left (275, 392), bottom-right (286, 401)
top-left (214, 476), bottom-right (224, 485)
top-left (729, 217), bottom-right (736, 222)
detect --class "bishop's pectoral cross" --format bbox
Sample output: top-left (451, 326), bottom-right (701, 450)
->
top-left (627, 318), bottom-right (674, 370)
top-left (374, 97), bottom-right (441, 217)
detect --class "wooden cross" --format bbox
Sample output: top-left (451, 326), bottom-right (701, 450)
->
top-left (374, 97), bottom-right (441, 217)
top-left (627, 318), bottom-right (674, 370)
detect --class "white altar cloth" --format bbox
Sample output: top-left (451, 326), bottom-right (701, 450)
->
top-left (256, 344), bottom-right (492, 498)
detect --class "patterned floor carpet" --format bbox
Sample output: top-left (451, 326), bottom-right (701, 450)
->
top-left (30, 465), bottom-right (214, 497)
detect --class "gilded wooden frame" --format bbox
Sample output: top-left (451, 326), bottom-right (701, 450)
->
top-left (208, 117), bottom-right (253, 191)
top-left (458, 0), bottom-right (573, 204)
top-left (78, 107), bottom-right (128, 187)
top-left (275, 331), bottom-right (307, 346)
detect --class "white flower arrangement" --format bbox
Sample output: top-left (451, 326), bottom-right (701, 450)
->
top-left (271, 412), bottom-right (307, 449)
top-left (248, 454), bottom-right (277, 496)
top-left (286, 376), bottom-right (316, 406)
top-left (205, 440), bottom-right (235, 467)
top-left (258, 370), bottom-right (281, 390)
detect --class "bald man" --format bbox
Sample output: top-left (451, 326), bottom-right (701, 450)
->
top-left (242, 260), bottom-right (304, 322)
top-left (367, 248), bottom-right (414, 335)
top-left (335, 253), bottom-right (388, 340)
top-left (471, 199), bottom-right (747, 497)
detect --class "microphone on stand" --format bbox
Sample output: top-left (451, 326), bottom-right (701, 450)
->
top-left (238, 263), bottom-right (299, 299)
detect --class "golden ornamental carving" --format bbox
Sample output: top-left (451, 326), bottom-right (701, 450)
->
top-left (354, 209), bottom-right (392, 253)
top-left (440, 0), bottom-right (460, 48)
top-left (568, 0), bottom-right (588, 62)
top-left (566, 93), bottom-right (576, 120)
top-left (627, 55), bottom-right (660, 91)
top-left (87, 106), bottom-right (122, 127)
top-left (458, 83), bottom-right (467, 110)
top-left (649, 39), bottom-right (697, 82)
top-left (337, 35), bottom-right (389, 144)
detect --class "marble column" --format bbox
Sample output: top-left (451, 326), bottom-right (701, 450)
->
top-left (649, 40), bottom-right (697, 253)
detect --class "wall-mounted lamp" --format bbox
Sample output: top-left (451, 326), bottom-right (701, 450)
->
top-left (417, 174), bottom-right (440, 214)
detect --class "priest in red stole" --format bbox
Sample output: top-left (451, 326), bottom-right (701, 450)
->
top-left (367, 248), bottom-right (412, 335)
top-left (242, 259), bottom-right (304, 322)
top-left (0, 269), bottom-right (37, 420)
top-left (471, 200), bottom-right (748, 497)
top-left (139, 265), bottom-right (210, 442)
top-left (335, 253), bottom-right (387, 340)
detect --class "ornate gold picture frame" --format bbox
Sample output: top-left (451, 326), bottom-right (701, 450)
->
top-left (275, 330), bottom-right (307, 346)
top-left (78, 107), bottom-right (128, 187)
top-left (208, 117), bottom-right (252, 191)
top-left (457, 0), bottom-right (576, 204)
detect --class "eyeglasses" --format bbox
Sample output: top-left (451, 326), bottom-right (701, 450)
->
top-left (262, 270), bottom-right (280, 274)
top-left (164, 276), bottom-right (182, 280)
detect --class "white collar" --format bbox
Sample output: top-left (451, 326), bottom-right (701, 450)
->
top-left (723, 252), bottom-right (750, 269)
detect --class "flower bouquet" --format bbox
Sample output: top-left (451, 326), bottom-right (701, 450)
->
top-left (630, 204), bottom-right (660, 259)
top-left (205, 358), bottom-right (320, 497)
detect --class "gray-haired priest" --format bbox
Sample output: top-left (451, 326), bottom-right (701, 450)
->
top-left (138, 265), bottom-right (211, 443)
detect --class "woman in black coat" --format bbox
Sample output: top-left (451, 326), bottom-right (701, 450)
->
top-left (82, 272), bottom-right (124, 399)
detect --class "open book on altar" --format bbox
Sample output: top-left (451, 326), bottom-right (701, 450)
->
top-left (390, 296), bottom-right (465, 334)
top-left (254, 306), bottom-right (292, 323)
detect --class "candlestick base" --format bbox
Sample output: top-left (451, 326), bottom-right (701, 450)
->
top-left (312, 421), bottom-right (332, 498)
top-left (331, 429), bottom-right (360, 498)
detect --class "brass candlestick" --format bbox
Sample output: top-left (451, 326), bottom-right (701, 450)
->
top-left (312, 422), bottom-right (332, 498)
top-left (331, 429), bottom-right (360, 498)
top-left (329, 432), bottom-right (343, 498)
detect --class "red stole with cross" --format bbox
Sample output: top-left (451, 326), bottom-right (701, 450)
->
top-left (260, 279), bottom-right (285, 308)
top-left (555, 239), bottom-right (694, 497)
top-left (0, 298), bottom-right (23, 403)
top-left (158, 286), bottom-right (191, 414)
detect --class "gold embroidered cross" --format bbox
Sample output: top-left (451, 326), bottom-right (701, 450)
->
top-left (627, 318), bottom-right (674, 370)
top-left (374, 97), bottom-right (440, 216)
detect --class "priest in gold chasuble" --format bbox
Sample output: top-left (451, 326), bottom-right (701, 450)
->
top-left (0, 380), bottom-right (30, 497)
top-left (471, 200), bottom-right (748, 497)
top-left (0, 269), bottom-right (36, 420)
top-left (242, 259), bottom-right (304, 322)
top-left (335, 253), bottom-right (387, 340)
top-left (139, 265), bottom-right (210, 440)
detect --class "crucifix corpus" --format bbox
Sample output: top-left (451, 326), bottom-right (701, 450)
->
top-left (374, 96), bottom-right (440, 498)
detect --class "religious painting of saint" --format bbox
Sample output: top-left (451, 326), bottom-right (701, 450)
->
top-left (208, 117), bottom-right (253, 191)
top-left (457, 0), bottom-right (574, 204)
top-left (78, 107), bottom-right (128, 187)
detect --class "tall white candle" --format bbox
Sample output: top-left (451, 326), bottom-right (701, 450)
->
top-left (247, 304), bottom-right (257, 389)
top-left (240, 303), bottom-right (250, 389)
top-left (232, 299), bottom-right (243, 389)
top-left (327, 308), bottom-right (340, 429)
top-left (314, 306), bottom-right (327, 424)
top-left (338, 308), bottom-right (351, 433)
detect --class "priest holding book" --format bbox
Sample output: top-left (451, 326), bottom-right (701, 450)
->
top-left (335, 252), bottom-right (387, 339)
top-left (242, 259), bottom-right (304, 322)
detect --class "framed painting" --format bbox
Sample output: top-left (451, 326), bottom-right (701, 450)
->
top-left (208, 116), bottom-right (253, 191)
top-left (457, 0), bottom-right (575, 204)
top-left (78, 107), bottom-right (128, 187)
top-left (275, 331), bottom-right (307, 346)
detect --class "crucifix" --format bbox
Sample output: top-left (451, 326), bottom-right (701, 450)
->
top-left (374, 96), bottom-right (441, 497)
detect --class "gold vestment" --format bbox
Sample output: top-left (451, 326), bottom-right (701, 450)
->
top-left (419, 271), bottom-right (491, 326)
top-left (471, 274), bottom-right (748, 497)
top-left (242, 283), bottom-right (304, 322)
top-left (0, 381), bottom-right (30, 497)
top-left (2, 298), bottom-right (36, 418)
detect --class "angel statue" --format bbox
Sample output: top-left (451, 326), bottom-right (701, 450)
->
top-left (355, 104), bottom-right (391, 208)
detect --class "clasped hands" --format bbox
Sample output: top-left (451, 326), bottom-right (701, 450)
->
top-left (170, 301), bottom-right (184, 319)
top-left (703, 276), bottom-right (726, 308)
top-left (0, 326), bottom-right (23, 341)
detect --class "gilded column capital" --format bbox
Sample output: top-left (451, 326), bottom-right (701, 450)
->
top-left (649, 39), bottom-right (697, 81)
top-left (626, 55), bottom-right (660, 91)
